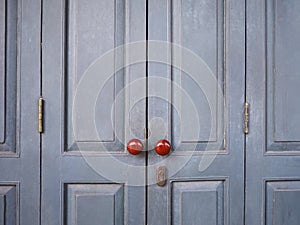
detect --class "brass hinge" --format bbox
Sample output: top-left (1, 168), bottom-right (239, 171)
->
top-left (38, 97), bottom-right (44, 133)
top-left (244, 102), bottom-right (249, 134)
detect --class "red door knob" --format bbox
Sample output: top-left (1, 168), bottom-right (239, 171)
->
top-left (155, 139), bottom-right (171, 156)
top-left (127, 139), bottom-right (143, 155)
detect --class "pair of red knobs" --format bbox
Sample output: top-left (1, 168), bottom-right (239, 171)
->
top-left (127, 139), bottom-right (171, 156)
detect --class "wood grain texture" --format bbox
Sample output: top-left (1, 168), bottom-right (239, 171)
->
top-left (42, 1), bottom-right (146, 224)
top-left (0, 0), bottom-right (5, 144)
top-left (266, 181), bottom-right (300, 225)
top-left (0, 185), bottom-right (16, 225)
top-left (266, 0), bottom-right (300, 152)
top-left (172, 181), bottom-right (224, 225)
top-left (0, 0), bottom-right (18, 153)
top-left (246, 0), bottom-right (300, 224)
top-left (147, 0), bottom-right (245, 225)
top-left (0, 0), bottom-right (42, 222)
top-left (65, 0), bottom-right (126, 152)
top-left (65, 184), bottom-right (124, 225)
top-left (172, 0), bottom-right (224, 146)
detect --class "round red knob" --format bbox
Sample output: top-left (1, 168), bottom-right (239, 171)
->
top-left (155, 139), bottom-right (171, 156)
top-left (127, 139), bottom-right (143, 155)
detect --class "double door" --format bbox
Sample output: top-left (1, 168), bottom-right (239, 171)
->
top-left (42, 0), bottom-right (244, 224)
top-left (1, 0), bottom-right (300, 225)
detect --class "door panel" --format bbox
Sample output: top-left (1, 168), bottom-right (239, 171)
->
top-left (266, 181), bottom-right (300, 225)
top-left (0, 186), bottom-right (16, 225)
top-left (266, 0), bottom-right (300, 151)
top-left (0, 0), bottom-right (17, 153)
top-left (148, 0), bottom-right (245, 225)
top-left (65, 184), bottom-right (124, 225)
top-left (246, 0), bottom-right (300, 224)
top-left (0, 0), bottom-right (40, 224)
top-left (42, 1), bottom-right (146, 224)
top-left (172, 181), bottom-right (225, 225)
top-left (65, 0), bottom-right (126, 151)
top-left (171, 0), bottom-right (224, 150)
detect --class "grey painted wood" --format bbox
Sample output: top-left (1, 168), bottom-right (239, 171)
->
top-left (66, 184), bottom-right (124, 225)
top-left (66, 0), bottom-right (126, 151)
top-left (0, 0), bottom-right (18, 153)
top-left (0, 194), bottom-right (3, 225)
top-left (147, 0), bottom-right (172, 150)
top-left (246, 0), bottom-right (300, 224)
top-left (0, 186), bottom-right (16, 225)
top-left (266, 181), bottom-right (300, 225)
top-left (271, 0), bottom-right (300, 143)
top-left (0, 0), bottom-right (5, 144)
top-left (147, 0), bottom-right (245, 225)
top-left (125, 1), bottom-right (147, 144)
top-left (0, 0), bottom-right (41, 224)
top-left (171, 0), bottom-right (224, 150)
top-left (265, 0), bottom-right (300, 151)
top-left (42, 0), bottom-right (146, 224)
top-left (172, 181), bottom-right (224, 225)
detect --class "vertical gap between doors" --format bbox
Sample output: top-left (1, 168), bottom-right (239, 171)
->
top-left (244, 0), bottom-right (247, 224)
top-left (39, 0), bottom-right (43, 225)
top-left (145, 1), bottom-right (149, 225)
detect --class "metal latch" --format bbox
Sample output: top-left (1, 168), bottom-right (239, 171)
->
top-left (156, 166), bottom-right (167, 187)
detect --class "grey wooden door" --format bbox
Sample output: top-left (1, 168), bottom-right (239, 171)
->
top-left (42, 0), bottom-right (146, 224)
top-left (246, 0), bottom-right (300, 224)
top-left (0, 0), bottom-right (41, 224)
top-left (42, 0), bottom-right (246, 224)
top-left (147, 0), bottom-right (245, 224)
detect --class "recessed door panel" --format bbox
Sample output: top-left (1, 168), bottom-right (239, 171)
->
top-left (266, 0), bottom-right (300, 152)
top-left (0, 185), bottom-right (17, 225)
top-left (0, 0), bottom-right (18, 153)
top-left (65, 184), bottom-right (124, 225)
top-left (172, 181), bottom-right (225, 225)
top-left (172, 0), bottom-right (224, 149)
top-left (266, 181), bottom-right (300, 225)
top-left (147, 0), bottom-right (225, 151)
top-left (65, 0), bottom-right (126, 152)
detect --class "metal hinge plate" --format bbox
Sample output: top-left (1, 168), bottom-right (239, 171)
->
top-left (38, 97), bottom-right (44, 133)
top-left (244, 102), bottom-right (249, 134)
